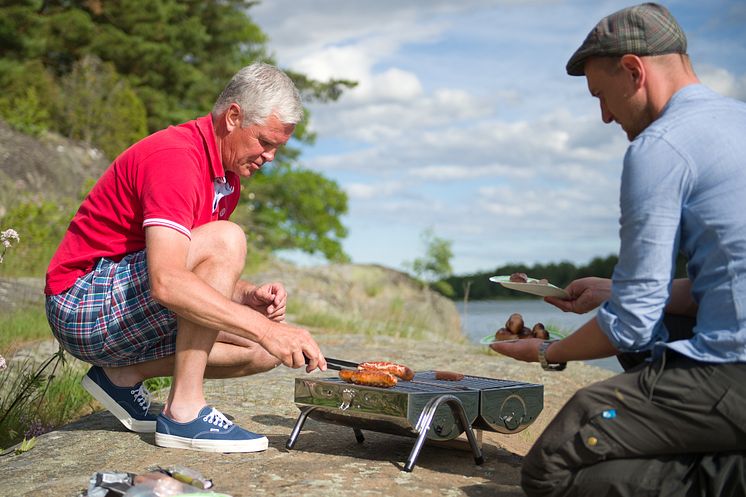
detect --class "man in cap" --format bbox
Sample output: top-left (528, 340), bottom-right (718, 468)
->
top-left (492, 3), bottom-right (746, 496)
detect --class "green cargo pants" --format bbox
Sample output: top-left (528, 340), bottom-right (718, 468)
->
top-left (521, 317), bottom-right (746, 497)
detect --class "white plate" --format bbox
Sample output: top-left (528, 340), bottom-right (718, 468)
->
top-left (479, 335), bottom-right (520, 345)
top-left (489, 275), bottom-right (570, 299)
top-left (479, 329), bottom-right (567, 345)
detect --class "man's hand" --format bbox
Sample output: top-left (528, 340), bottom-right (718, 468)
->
top-left (490, 338), bottom-right (543, 363)
top-left (258, 321), bottom-right (327, 373)
top-left (544, 277), bottom-right (612, 314)
top-left (243, 282), bottom-right (287, 322)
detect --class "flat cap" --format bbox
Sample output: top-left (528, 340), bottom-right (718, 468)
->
top-left (566, 2), bottom-right (687, 76)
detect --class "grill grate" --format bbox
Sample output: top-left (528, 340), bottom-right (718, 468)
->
top-left (318, 376), bottom-right (464, 394)
top-left (413, 371), bottom-right (528, 391)
top-left (318, 371), bottom-right (525, 394)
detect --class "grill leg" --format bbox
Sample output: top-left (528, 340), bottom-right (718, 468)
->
top-left (404, 394), bottom-right (484, 472)
top-left (286, 406), bottom-right (316, 449)
top-left (353, 427), bottom-right (365, 444)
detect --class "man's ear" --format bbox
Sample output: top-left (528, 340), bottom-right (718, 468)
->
top-left (620, 54), bottom-right (645, 89)
top-left (225, 103), bottom-right (242, 132)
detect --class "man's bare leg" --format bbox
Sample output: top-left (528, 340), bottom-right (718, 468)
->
top-left (102, 335), bottom-right (279, 386)
top-left (100, 222), bottom-right (281, 419)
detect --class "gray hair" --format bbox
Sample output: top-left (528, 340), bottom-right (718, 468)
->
top-left (212, 63), bottom-right (303, 126)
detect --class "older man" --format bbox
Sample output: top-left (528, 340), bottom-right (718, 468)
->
top-left (492, 4), bottom-right (746, 496)
top-left (46, 63), bottom-right (327, 453)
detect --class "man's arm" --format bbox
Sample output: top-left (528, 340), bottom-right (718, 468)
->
top-left (666, 278), bottom-right (697, 316)
top-left (145, 226), bottom-right (325, 372)
top-left (546, 276), bottom-right (697, 317)
top-left (490, 316), bottom-right (618, 364)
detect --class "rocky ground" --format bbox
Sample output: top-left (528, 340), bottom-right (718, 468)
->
top-left (0, 333), bottom-right (613, 497)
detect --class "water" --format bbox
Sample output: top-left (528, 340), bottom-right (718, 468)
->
top-left (456, 299), bottom-right (623, 373)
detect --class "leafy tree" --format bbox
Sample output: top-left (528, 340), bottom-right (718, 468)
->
top-left (0, 59), bottom-right (58, 136)
top-left (1, 0), bottom-right (355, 133)
top-left (0, 87), bottom-right (49, 137)
top-left (237, 164), bottom-right (349, 262)
top-left (575, 255), bottom-right (618, 279)
top-left (0, 0), bottom-right (358, 264)
top-left (60, 55), bottom-right (147, 159)
top-left (407, 228), bottom-right (454, 296)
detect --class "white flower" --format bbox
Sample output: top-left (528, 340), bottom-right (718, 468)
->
top-left (0, 355), bottom-right (6, 371)
top-left (0, 228), bottom-right (20, 245)
top-left (0, 227), bottom-right (20, 264)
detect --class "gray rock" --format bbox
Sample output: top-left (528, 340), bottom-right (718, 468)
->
top-left (0, 333), bottom-right (612, 497)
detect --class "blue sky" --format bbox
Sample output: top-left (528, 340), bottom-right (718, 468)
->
top-left (251, 1), bottom-right (746, 275)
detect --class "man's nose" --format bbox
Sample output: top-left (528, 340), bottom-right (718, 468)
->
top-left (600, 104), bottom-right (614, 124)
top-left (262, 148), bottom-right (276, 162)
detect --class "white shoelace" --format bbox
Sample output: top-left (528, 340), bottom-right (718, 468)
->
top-left (130, 384), bottom-right (151, 413)
top-left (202, 408), bottom-right (233, 429)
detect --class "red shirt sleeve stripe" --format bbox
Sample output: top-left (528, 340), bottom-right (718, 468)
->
top-left (142, 218), bottom-right (192, 240)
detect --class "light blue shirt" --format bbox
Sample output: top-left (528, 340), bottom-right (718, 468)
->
top-left (596, 84), bottom-right (746, 363)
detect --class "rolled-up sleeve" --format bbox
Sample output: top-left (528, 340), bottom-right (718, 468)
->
top-left (596, 134), bottom-right (694, 352)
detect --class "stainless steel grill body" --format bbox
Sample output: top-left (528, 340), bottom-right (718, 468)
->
top-left (293, 371), bottom-right (543, 441)
top-left (413, 371), bottom-right (544, 434)
top-left (294, 376), bottom-right (479, 441)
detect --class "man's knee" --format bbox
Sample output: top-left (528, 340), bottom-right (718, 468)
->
top-left (190, 221), bottom-right (247, 271)
top-left (521, 444), bottom-right (558, 497)
top-left (518, 387), bottom-right (614, 497)
top-left (208, 221), bottom-right (247, 261)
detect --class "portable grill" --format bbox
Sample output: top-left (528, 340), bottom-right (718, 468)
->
top-left (286, 370), bottom-right (543, 471)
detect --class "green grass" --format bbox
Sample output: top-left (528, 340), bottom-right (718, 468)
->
top-left (288, 299), bottom-right (442, 341)
top-left (0, 306), bottom-right (173, 451)
top-left (0, 305), bottom-right (53, 353)
top-left (0, 348), bottom-right (90, 450)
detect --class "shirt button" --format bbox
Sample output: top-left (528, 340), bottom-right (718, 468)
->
top-left (587, 436), bottom-right (598, 447)
top-left (219, 208), bottom-right (226, 217)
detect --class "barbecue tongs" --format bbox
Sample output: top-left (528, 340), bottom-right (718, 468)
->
top-left (304, 354), bottom-right (359, 371)
top-left (324, 357), bottom-right (359, 371)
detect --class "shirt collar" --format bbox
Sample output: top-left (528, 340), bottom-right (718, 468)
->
top-left (195, 114), bottom-right (225, 180)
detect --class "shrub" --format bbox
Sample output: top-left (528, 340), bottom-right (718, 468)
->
top-left (59, 55), bottom-right (147, 159)
top-left (0, 59), bottom-right (58, 136)
top-left (0, 197), bottom-right (76, 276)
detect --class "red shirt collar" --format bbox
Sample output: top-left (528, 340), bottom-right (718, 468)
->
top-left (195, 114), bottom-right (225, 180)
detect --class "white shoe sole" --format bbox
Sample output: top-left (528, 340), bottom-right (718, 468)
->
top-left (81, 374), bottom-right (156, 433)
top-left (155, 432), bottom-right (269, 453)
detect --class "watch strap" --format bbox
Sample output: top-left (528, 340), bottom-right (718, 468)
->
top-left (538, 340), bottom-right (567, 371)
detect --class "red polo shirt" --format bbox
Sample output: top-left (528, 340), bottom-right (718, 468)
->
top-left (45, 115), bottom-right (241, 295)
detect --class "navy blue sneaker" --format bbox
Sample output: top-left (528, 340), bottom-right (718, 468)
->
top-left (155, 406), bottom-right (268, 453)
top-left (81, 366), bottom-right (157, 433)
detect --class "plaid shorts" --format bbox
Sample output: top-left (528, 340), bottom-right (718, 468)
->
top-left (45, 251), bottom-right (178, 367)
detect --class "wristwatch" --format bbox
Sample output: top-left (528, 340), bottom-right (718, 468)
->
top-left (538, 340), bottom-right (566, 371)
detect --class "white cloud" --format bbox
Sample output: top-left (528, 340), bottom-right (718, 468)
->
top-left (409, 163), bottom-right (534, 181)
top-left (251, 0), bottom-right (746, 273)
top-left (346, 181), bottom-right (407, 200)
top-left (698, 65), bottom-right (746, 101)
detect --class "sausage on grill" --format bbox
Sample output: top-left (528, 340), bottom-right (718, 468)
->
top-left (434, 370), bottom-right (465, 381)
top-left (339, 369), bottom-right (398, 388)
top-left (358, 361), bottom-right (415, 381)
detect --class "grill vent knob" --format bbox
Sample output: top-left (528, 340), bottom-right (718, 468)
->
top-left (498, 394), bottom-right (527, 432)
